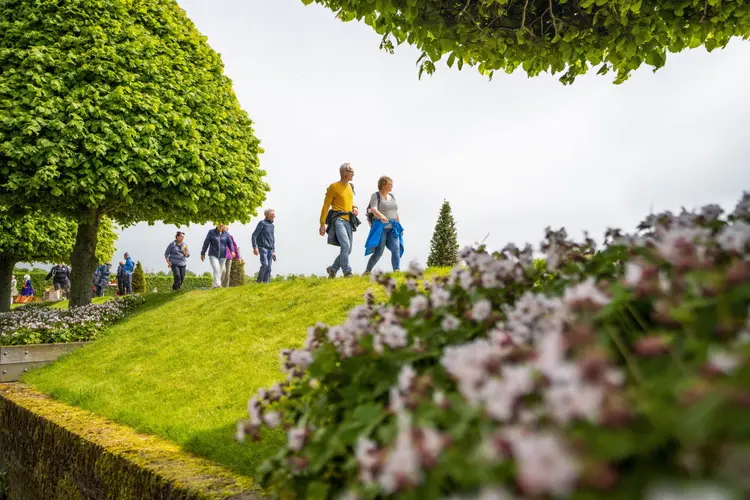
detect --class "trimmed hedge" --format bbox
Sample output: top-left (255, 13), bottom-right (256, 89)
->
top-left (12, 270), bottom-right (213, 296)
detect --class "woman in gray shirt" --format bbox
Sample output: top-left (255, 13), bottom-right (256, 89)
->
top-left (164, 231), bottom-right (190, 290)
top-left (364, 176), bottom-right (401, 274)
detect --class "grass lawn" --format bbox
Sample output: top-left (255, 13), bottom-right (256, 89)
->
top-left (24, 276), bottom-right (382, 480)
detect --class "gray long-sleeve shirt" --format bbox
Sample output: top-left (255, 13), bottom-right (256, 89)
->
top-left (165, 241), bottom-right (189, 266)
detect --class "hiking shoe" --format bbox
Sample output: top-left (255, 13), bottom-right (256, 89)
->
top-left (326, 266), bottom-right (336, 279)
top-left (343, 271), bottom-right (353, 278)
top-left (362, 271), bottom-right (371, 276)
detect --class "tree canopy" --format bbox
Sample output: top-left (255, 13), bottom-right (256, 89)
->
top-left (303, 0), bottom-right (750, 83)
top-left (0, 0), bottom-right (268, 305)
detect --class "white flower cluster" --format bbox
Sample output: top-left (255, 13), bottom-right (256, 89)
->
top-left (0, 295), bottom-right (144, 343)
top-left (246, 194), bottom-right (750, 498)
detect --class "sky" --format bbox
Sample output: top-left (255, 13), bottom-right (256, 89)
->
top-left (109, 0), bottom-right (750, 276)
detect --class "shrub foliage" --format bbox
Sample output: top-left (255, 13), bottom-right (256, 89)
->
top-left (240, 192), bottom-right (750, 499)
top-left (0, 295), bottom-right (144, 346)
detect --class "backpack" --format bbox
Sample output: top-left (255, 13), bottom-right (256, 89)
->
top-left (366, 192), bottom-right (396, 226)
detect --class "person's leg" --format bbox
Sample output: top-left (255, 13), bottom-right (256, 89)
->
top-left (177, 266), bottom-right (186, 290)
top-left (208, 256), bottom-right (222, 288)
top-left (386, 228), bottom-right (401, 271)
top-left (337, 219), bottom-right (353, 276)
top-left (171, 265), bottom-right (180, 290)
top-left (263, 248), bottom-right (274, 282)
top-left (365, 228), bottom-right (388, 273)
top-left (258, 249), bottom-right (269, 283)
top-left (222, 259), bottom-right (233, 287)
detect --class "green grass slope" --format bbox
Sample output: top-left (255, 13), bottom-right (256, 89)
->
top-left (25, 277), bottom-right (379, 479)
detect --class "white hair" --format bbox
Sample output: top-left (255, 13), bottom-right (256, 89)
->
top-left (264, 208), bottom-right (275, 217)
top-left (339, 163), bottom-right (353, 176)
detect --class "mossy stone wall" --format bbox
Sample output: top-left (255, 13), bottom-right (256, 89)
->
top-left (0, 384), bottom-right (260, 500)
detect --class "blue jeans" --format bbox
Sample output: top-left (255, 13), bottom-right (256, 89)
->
top-left (365, 226), bottom-right (400, 272)
top-left (258, 248), bottom-right (274, 283)
top-left (331, 218), bottom-right (353, 275)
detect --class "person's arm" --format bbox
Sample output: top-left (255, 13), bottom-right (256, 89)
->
top-left (226, 233), bottom-right (236, 256)
top-left (45, 268), bottom-right (54, 280)
top-left (369, 193), bottom-right (387, 222)
top-left (201, 231), bottom-right (210, 256)
top-left (319, 185), bottom-right (334, 226)
top-left (251, 222), bottom-right (263, 254)
top-left (165, 242), bottom-right (174, 266)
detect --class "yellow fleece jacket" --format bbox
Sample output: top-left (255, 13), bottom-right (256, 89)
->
top-left (320, 182), bottom-right (355, 225)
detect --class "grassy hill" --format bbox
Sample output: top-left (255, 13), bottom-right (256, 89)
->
top-left (24, 276), bottom-right (386, 480)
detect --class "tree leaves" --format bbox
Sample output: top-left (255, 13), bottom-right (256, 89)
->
top-left (305, 0), bottom-right (750, 84)
top-left (0, 0), bottom-right (268, 225)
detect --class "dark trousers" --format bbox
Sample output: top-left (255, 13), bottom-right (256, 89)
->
top-left (257, 248), bottom-right (273, 283)
top-left (122, 273), bottom-right (132, 294)
top-left (171, 265), bottom-right (186, 290)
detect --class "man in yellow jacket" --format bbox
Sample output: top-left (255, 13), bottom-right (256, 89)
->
top-left (319, 163), bottom-right (360, 278)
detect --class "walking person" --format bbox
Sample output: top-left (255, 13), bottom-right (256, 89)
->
top-left (122, 252), bottom-right (135, 294)
top-left (116, 261), bottom-right (125, 296)
top-left (319, 163), bottom-right (360, 278)
top-left (221, 227), bottom-right (241, 288)
top-left (252, 209), bottom-right (276, 283)
top-left (364, 176), bottom-right (404, 274)
top-left (200, 223), bottom-right (236, 289)
top-left (93, 263), bottom-right (112, 297)
top-left (10, 276), bottom-right (18, 306)
top-left (165, 231), bottom-right (190, 291)
top-left (45, 262), bottom-right (71, 299)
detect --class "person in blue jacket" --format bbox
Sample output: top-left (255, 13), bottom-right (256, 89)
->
top-left (201, 223), bottom-right (236, 289)
top-left (252, 209), bottom-right (277, 283)
top-left (364, 176), bottom-right (404, 274)
top-left (122, 252), bottom-right (135, 294)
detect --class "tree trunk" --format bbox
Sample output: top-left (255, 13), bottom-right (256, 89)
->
top-left (69, 216), bottom-right (100, 308)
top-left (0, 256), bottom-right (16, 313)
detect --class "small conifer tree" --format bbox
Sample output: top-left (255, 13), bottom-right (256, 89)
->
top-left (427, 200), bottom-right (459, 268)
top-left (229, 258), bottom-right (246, 287)
top-left (132, 261), bottom-right (147, 294)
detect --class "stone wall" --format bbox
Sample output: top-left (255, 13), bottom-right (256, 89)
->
top-left (0, 384), bottom-right (260, 500)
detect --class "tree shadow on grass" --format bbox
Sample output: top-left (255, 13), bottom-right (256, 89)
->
top-left (181, 422), bottom-right (285, 481)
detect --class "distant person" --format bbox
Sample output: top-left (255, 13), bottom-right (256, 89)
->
top-left (319, 163), bottom-right (360, 278)
top-left (10, 276), bottom-right (18, 305)
top-left (94, 263), bottom-right (112, 297)
top-left (122, 252), bottom-right (135, 294)
top-left (116, 261), bottom-right (125, 295)
top-left (165, 231), bottom-right (190, 291)
top-left (45, 263), bottom-right (71, 299)
top-left (252, 209), bottom-right (276, 283)
top-left (20, 274), bottom-right (34, 302)
top-left (200, 223), bottom-right (236, 289)
top-left (364, 176), bottom-right (404, 274)
top-left (221, 227), bottom-right (241, 288)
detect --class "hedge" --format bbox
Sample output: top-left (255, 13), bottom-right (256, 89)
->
top-left (12, 270), bottom-right (213, 296)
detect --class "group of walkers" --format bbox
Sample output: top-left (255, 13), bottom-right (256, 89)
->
top-left (319, 163), bottom-right (403, 278)
top-left (168, 209), bottom-right (276, 290)
top-left (161, 162), bottom-right (400, 291)
top-left (8, 163), bottom-right (400, 302)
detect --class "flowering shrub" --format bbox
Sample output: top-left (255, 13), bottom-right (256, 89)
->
top-left (239, 193), bottom-right (750, 499)
top-left (0, 295), bottom-right (145, 346)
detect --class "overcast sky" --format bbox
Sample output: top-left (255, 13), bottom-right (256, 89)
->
top-left (110, 0), bottom-right (750, 276)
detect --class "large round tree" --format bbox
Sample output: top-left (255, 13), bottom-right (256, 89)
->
top-left (0, 210), bottom-right (118, 312)
top-left (301, 0), bottom-right (750, 83)
top-left (0, 0), bottom-right (267, 306)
